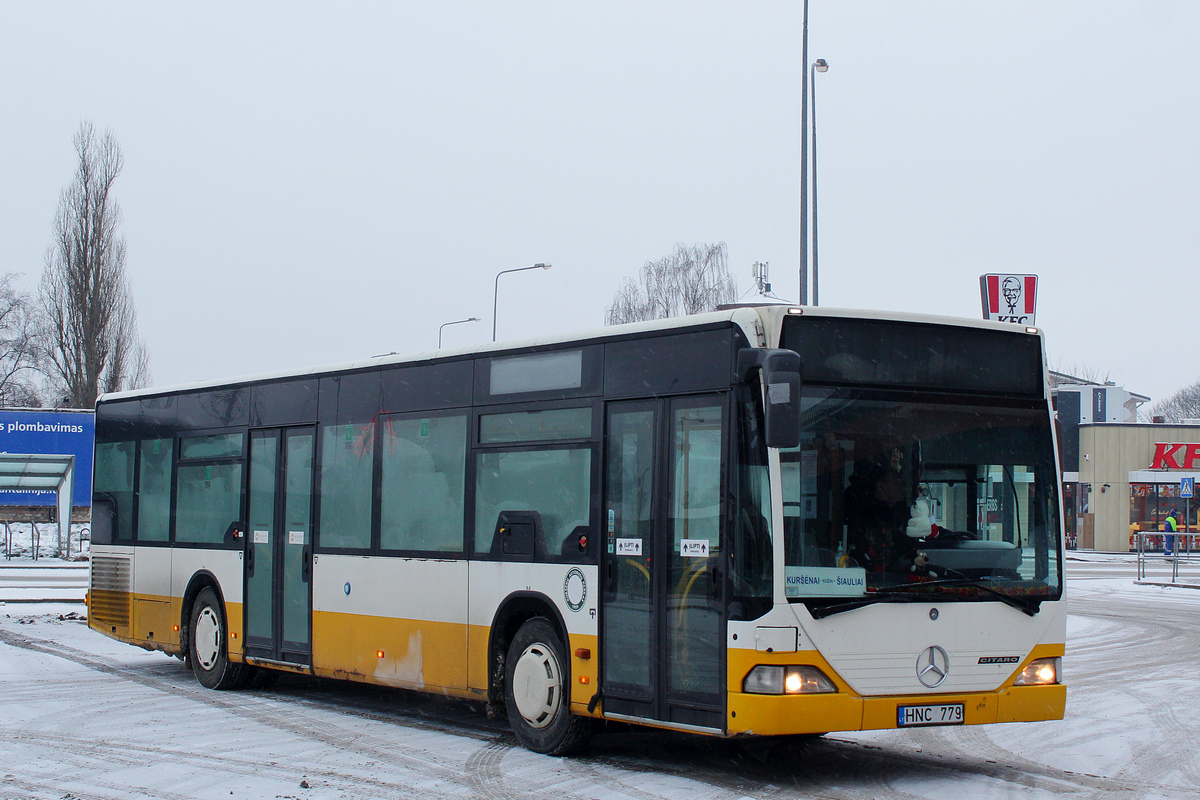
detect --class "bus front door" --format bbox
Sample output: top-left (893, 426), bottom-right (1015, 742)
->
top-left (601, 397), bottom-right (726, 732)
top-left (244, 426), bottom-right (315, 667)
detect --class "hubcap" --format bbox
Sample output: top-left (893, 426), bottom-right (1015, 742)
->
top-left (511, 642), bottom-right (562, 729)
top-left (194, 606), bottom-right (222, 671)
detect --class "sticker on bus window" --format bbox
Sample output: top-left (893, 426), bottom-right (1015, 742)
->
top-left (253, 530), bottom-right (269, 544)
top-left (616, 538), bottom-right (642, 556)
top-left (288, 531), bottom-right (305, 545)
top-left (680, 539), bottom-right (709, 557)
top-left (784, 566), bottom-right (867, 597)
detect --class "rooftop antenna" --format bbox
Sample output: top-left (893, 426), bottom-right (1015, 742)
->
top-left (738, 261), bottom-right (790, 303)
top-left (753, 261), bottom-right (771, 295)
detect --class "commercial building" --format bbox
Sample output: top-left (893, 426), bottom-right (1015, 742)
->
top-left (1075, 422), bottom-right (1200, 552)
top-left (1053, 374), bottom-right (1200, 552)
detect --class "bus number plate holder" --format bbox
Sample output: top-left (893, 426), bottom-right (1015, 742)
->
top-left (897, 703), bottom-right (964, 727)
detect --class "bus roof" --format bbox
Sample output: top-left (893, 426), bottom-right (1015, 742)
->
top-left (99, 305), bottom-right (1042, 404)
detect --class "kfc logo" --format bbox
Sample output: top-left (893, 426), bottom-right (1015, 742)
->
top-left (980, 274), bottom-right (1038, 325)
top-left (1150, 443), bottom-right (1200, 470)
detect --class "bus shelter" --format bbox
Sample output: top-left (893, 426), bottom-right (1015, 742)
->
top-left (0, 453), bottom-right (75, 558)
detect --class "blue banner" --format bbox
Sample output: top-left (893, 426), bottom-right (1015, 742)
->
top-left (0, 410), bottom-right (95, 507)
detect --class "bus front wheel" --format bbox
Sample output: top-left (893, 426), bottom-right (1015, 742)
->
top-left (189, 587), bottom-right (248, 690)
top-left (504, 617), bottom-right (591, 755)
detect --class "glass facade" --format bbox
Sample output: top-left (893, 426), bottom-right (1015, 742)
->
top-left (1130, 483), bottom-right (1198, 551)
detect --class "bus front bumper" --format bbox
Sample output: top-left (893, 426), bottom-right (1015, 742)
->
top-left (727, 683), bottom-right (1066, 737)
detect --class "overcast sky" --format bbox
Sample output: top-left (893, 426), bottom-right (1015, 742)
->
top-left (2, 2), bottom-right (1196, 407)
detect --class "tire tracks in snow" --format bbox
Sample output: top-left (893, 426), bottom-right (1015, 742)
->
top-left (1065, 585), bottom-right (1200, 795)
top-left (8, 608), bottom-right (1197, 800)
top-left (0, 626), bottom-right (503, 799)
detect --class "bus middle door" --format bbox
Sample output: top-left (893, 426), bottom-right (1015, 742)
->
top-left (244, 426), bottom-right (315, 667)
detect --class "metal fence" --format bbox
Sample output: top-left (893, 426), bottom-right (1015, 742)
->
top-left (1134, 531), bottom-right (1200, 583)
top-left (2, 522), bottom-right (90, 561)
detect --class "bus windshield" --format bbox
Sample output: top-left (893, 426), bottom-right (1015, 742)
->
top-left (780, 387), bottom-right (1061, 611)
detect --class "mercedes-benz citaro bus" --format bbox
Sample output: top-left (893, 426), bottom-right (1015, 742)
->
top-left (88, 305), bottom-right (1064, 755)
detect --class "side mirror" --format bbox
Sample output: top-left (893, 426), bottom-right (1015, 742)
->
top-left (737, 348), bottom-right (803, 449)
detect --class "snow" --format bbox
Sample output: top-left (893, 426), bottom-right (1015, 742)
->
top-left (0, 558), bottom-right (1197, 798)
top-left (1, 522), bottom-right (92, 561)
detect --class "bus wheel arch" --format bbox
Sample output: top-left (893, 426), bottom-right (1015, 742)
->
top-left (487, 593), bottom-right (567, 699)
top-left (180, 571), bottom-right (223, 663)
top-left (501, 615), bottom-right (592, 755)
top-left (486, 594), bottom-right (575, 714)
top-left (182, 575), bottom-right (248, 690)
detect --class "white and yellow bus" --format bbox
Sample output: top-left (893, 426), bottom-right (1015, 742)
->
top-left (88, 305), bottom-right (1065, 754)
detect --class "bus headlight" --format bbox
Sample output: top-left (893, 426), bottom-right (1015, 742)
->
top-left (1013, 657), bottom-right (1061, 686)
top-left (743, 665), bottom-right (837, 694)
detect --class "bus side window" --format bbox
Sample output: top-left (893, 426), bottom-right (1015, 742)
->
top-left (91, 494), bottom-right (117, 545)
top-left (93, 441), bottom-right (136, 542)
top-left (380, 414), bottom-right (467, 553)
top-left (474, 448), bottom-right (592, 560)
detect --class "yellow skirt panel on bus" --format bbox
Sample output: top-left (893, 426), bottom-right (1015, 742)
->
top-left (224, 600), bottom-right (244, 660)
top-left (312, 610), bottom-right (468, 693)
top-left (89, 588), bottom-right (249, 663)
top-left (133, 596), bottom-right (172, 645)
top-left (467, 624), bottom-right (491, 693)
top-left (566, 633), bottom-right (600, 716)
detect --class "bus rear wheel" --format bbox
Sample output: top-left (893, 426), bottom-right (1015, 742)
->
top-left (504, 617), bottom-right (591, 755)
top-left (189, 587), bottom-right (248, 690)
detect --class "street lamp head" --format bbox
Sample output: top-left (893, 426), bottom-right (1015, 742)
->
top-left (493, 263), bottom-right (553, 341)
top-left (469, 317), bottom-right (481, 322)
top-left (814, 58), bottom-right (829, 73)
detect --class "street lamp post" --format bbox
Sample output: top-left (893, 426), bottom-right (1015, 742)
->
top-left (799, 0), bottom-right (811, 305)
top-left (438, 317), bottom-right (480, 349)
top-left (811, 58), bottom-right (828, 307)
top-left (492, 263), bottom-right (552, 342)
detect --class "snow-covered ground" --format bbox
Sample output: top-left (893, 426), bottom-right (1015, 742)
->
top-left (1, 522), bottom-right (91, 561)
top-left (0, 562), bottom-right (88, 602)
top-left (0, 557), bottom-right (1198, 799)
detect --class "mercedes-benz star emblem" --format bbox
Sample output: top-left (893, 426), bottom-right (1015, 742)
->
top-left (916, 645), bottom-right (950, 688)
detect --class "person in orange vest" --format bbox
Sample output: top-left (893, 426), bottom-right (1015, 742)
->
top-left (1163, 508), bottom-right (1179, 560)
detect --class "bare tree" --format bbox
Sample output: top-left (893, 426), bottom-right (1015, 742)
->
top-left (606, 242), bottom-right (737, 325)
top-left (40, 121), bottom-right (150, 408)
top-left (1150, 380), bottom-right (1200, 423)
top-left (0, 274), bottom-right (44, 406)
top-left (1050, 361), bottom-right (1112, 387)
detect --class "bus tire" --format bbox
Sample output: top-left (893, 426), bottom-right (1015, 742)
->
top-left (189, 587), bottom-right (248, 690)
top-left (504, 617), bottom-right (591, 755)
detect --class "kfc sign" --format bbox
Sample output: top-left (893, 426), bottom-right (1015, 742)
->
top-left (1150, 443), bottom-right (1200, 470)
top-left (980, 274), bottom-right (1038, 325)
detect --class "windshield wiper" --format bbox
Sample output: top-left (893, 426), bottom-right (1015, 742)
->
top-left (805, 590), bottom-right (929, 619)
top-left (869, 577), bottom-right (1044, 617)
top-left (805, 578), bottom-right (1044, 619)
